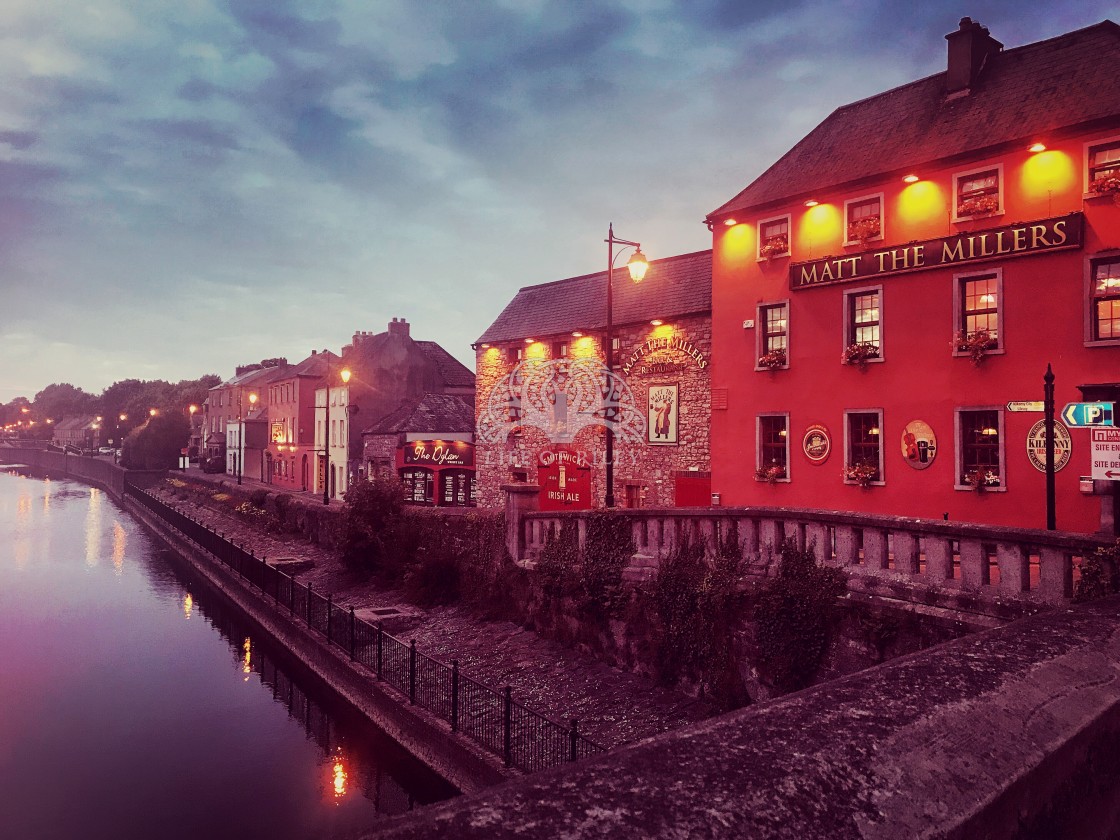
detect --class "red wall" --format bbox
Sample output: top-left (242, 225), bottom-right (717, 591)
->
top-left (711, 133), bottom-right (1120, 533)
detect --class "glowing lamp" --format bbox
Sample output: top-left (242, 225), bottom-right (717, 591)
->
top-left (571, 331), bottom-right (583, 338)
top-left (340, 369), bottom-right (351, 384)
top-left (524, 338), bottom-right (535, 344)
top-left (626, 248), bottom-right (649, 282)
top-left (650, 319), bottom-right (663, 326)
top-left (804, 199), bottom-right (819, 207)
top-left (1029, 142), bottom-right (1046, 153)
top-left (723, 218), bottom-right (737, 226)
top-left (902, 174), bottom-right (920, 183)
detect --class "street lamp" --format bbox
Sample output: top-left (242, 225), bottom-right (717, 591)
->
top-left (323, 362), bottom-right (352, 505)
top-left (603, 223), bottom-right (649, 508)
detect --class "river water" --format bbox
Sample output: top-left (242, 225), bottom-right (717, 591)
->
top-left (0, 472), bottom-right (457, 839)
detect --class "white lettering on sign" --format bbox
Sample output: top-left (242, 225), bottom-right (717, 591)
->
top-left (1091, 428), bottom-right (1120, 481)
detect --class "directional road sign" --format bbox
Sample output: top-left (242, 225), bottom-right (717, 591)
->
top-left (1006, 401), bottom-right (1044, 412)
top-left (1091, 428), bottom-right (1120, 481)
top-left (1061, 402), bottom-right (1115, 427)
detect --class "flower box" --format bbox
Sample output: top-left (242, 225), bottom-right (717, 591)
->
top-left (956, 195), bottom-right (999, 218)
top-left (955, 329), bottom-right (998, 365)
top-left (843, 461), bottom-right (879, 487)
top-left (841, 342), bottom-right (880, 368)
top-left (1089, 174), bottom-right (1120, 195)
top-left (847, 217), bottom-right (881, 243)
top-left (759, 235), bottom-right (789, 259)
top-left (963, 468), bottom-right (1000, 491)
top-left (757, 348), bottom-right (787, 370)
top-left (754, 465), bottom-right (787, 483)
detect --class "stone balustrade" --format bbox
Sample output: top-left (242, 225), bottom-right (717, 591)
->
top-left (504, 484), bottom-right (1113, 614)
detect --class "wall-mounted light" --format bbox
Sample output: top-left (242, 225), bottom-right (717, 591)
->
top-left (1029, 142), bottom-right (1046, 153)
top-left (650, 319), bottom-right (663, 326)
top-left (723, 218), bottom-right (737, 226)
top-left (571, 331), bottom-right (583, 338)
top-left (804, 199), bottom-right (819, 207)
top-left (524, 338), bottom-right (535, 344)
top-left (902, 174), bottom-right (920, 183)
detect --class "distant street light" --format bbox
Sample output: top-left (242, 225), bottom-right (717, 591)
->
top-left (323, 362), bottom-right (352, 505)
top-left (603, 223), bottom-right (649, 508)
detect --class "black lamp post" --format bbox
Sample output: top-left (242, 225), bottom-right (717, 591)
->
top-left (603, 223), bottom-right (649, 508)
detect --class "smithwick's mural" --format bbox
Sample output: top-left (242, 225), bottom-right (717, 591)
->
top-left (901, 420), bottom-right (937, 470)
top-left (648, 384), bottom-right (679, 445)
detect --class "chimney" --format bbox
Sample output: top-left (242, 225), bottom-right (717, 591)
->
top-left (945, 17), bottom-right (1002, 95)
top-left (388, 317), bottom-right (411, 338)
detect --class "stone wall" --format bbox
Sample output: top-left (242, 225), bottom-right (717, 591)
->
top-left (474, 313), bottom-right (711, 509)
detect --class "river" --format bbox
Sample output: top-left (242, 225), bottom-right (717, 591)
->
top-left (0, 472), bottom-right (457, 839)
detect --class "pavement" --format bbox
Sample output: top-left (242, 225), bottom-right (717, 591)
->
top-left (153, 466), bottom-right (716, 748)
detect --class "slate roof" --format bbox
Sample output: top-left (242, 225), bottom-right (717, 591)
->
top-left (475, 249), bottom-right (712, 345)
top-left (709, 20), bottom-right (1120, 219)
top-left (364, 393), bottom-right (475, 435)
top-left (416, 341), bottom-right (476, 389)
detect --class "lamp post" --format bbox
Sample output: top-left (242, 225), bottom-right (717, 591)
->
top-left (323, 360), bottom-right (352, 505)
top-left (603, 223), bottom-right (649, 508)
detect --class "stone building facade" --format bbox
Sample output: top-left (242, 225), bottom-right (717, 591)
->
top-left (474, 250), bottom-right (712, 510)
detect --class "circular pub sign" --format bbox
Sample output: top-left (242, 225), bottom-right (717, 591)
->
top-left (1026, 419), bottom-right (1072, 472)
top-left (802, 424), bottom-right (831, 464)
top-left (900, 420), bottom-right (937, 470)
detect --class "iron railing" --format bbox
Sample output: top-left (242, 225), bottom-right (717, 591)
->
top-left (124, 481), bottom-right (604, 773)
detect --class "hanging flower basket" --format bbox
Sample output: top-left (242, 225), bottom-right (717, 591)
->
top-left (956, 195), bottom-right (999, 218)
top-left (963, 468), bottom-right (1000, 491)
top-left (754, 465), bottom-right (787, 483)
top-left (847, 217), bottom-right (881, 243)
top-left (841, 342), bottom-right (880, 368)
top-left (843, 461), bottom-right (879, 487)
top-left (757, 348), bottom-right (787, 370)
top-left (955, 329), bottom-right (997, 365)
top-left (759, 235), bottom-right (789, 259)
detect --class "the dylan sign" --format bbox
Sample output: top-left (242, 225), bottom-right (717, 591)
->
top-left (790, 212), bottom-right (1083, 290)
top-left (403, 440), bottom-right (474, 467)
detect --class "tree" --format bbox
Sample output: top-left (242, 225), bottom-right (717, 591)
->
top-left (33, 383), bottom-right (97, 422)
top-left (121, 412), bottom-right (190, 470)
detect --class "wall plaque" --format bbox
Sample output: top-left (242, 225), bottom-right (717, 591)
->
top-left (1026, 419), bottom-right (1071, 472)
top-left (802, 424), bottom-right (831, 464)
top-left (648, 384), bottom-right (679, 445)
top-left (901, 420), bottom-right (937, 470)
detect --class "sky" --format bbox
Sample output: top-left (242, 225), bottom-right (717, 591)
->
top-left (0, 0), bottom-right (1114, 403)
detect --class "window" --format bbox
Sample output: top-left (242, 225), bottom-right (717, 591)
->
top-left (956, 409), bottom-right (1003, 489)
top-left (757, 302), bottom-right (789, 369)
top-left (954, 165), bottom-right (1002, 219)
top-left (1090, 258), bottom-right (1120, 342)
top-left (756, 414), bottom-right (789, 481)
top-left (758, 215), bottom-right (791, 259)
top-left (401, 468), bottom-right (434, 504)
top-left (844, 410), bottom-right (883, 485)
top-left (1087, 137), bottom-right (1120, 194)
top-left (843, 287), bottom-right (882, 363)
top-left (844, 194), bottom-right (883, 244)
top-left (552, 341), bottom-right (568, 358)
top-left (954, 270), bottom-right (1003, 357)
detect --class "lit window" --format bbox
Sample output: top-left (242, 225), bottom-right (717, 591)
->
top-left (1088, 139), bottom-right (1120, 194)
top-left (957, 409), bottom-right (1003, 489)
top-left (954, 166), bottom-right (1002, 218)
top-left (845, 411), bottom-right (883, 484)
top-left (844, 288), bottom-right (882, 362)
top-left (1091, 258), bottom-right (1120, 341)
top-left (756, 415), bottom-right (789, 481)
top-left (757, 302), bottom-right (788, 369)
top-left (758, 215), bottom-right (790, 259)
top-left (845, 195), bottom-right (883, 244)
top-left (552, 341), bottom-right (568, 358)
top-left (955, 271), bottom-right (1003, 357)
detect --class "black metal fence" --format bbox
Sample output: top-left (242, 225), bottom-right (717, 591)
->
top-left (124, 481), bottom-right (604, 773)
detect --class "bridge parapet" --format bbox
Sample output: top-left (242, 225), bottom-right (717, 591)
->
top-left (515, 504), bottom-right (1112, 615)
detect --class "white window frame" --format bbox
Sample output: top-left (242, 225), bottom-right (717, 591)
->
top-left (755, 300), bottom-right (790, 371)
top-left (1085, 251), bottom-right (1120, 347)
top-left (952, 267), bottom-right (1005, 359)
top-left (757, 213), bottom-right (791, 261)
top-left (843, 193), bottom-right (885, 246)
top-left (1084, 134), bottom-right (1120, 197)
top-left (755, 413), bottom-right (791, 483)
top-left (954, 407), bottom-right (1007, 492)
top-left (843, 408), bottom-right (885, 487)
top-left (842, 285), bottom-right (885, 365)
top-left (952, 163), bottom-right (1004, 222)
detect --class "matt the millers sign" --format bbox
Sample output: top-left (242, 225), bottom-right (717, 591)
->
top-left (790, 212), bottom-right (1083, 290)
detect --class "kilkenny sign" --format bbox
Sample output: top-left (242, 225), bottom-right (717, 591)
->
top-left (790, 212), bottom-right (1083, 290)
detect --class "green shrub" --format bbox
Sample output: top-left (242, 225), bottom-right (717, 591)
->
top-left (248, 488), bottom-right (270, 509)
top-left (1074, 540), bottom-right (1120, 603)
top-left (336, 478), bottom-right (405, 577)
top-left (753, 538), bottom-right (846, 694)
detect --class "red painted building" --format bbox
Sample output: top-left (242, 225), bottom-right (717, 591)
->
top-left (263, 350), bottom-right (337, 492)
top-left (706, 19), bottom-right (1120, 534)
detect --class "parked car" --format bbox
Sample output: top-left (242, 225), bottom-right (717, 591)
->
top-left (201, 456), bottom-right (225, 474)
top-left (98, 447), bottom-right (113, 456)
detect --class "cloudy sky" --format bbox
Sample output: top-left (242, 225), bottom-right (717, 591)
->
top-left (0, 0), bottom-right (1113, 402)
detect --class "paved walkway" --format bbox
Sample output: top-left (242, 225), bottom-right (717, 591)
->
top-left (152, 471), bottom-right (716, 748)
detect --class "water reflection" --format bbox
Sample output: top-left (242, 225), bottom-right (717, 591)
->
top-left (182, 592), bottom-right (194, 620)
top-left (331, 748), bottom-right (349, 801)
top-left (112, 521), bottom-right (127, 575)
top-left (85, 487), bottom-right (103, 567)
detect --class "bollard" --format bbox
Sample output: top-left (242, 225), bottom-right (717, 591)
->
top-left (409, 639), bottom-right (417, 704)
top-left (503, 686), bottom-right (513, 767)
top-left (451, 660), bottom-right (459, 732)
top-left (349, 608), bottom-right (356, 661)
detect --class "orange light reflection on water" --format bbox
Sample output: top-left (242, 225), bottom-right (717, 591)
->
top-left (112, 521), bottom-right (127, 575)
top-left (242, 637), bottom-right (252, 680)
top-left (183, 593), bottom-right (194, 620)
top-left (331, 750), bottom-right (349, 801)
